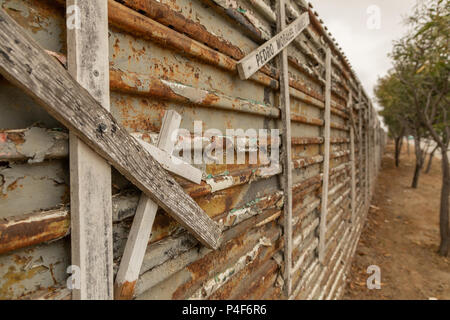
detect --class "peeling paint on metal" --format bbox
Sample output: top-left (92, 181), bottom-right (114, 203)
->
top-left (188, 236), bottom-right (272, 300)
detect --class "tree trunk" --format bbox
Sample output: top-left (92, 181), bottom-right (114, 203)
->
top-left (394, 136), bottom-right (403, 167)
top-left (438, 149), bottom-right (450, 256)
top-left (407, 137), bottom-right (410, 155)
top-left (425, 145), bottom-right (438, 174)
top-left (411, 135), bottom-right (424, 188)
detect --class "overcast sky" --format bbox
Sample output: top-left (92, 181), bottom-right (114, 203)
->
top-left (311, 0), bottom-right (418, 112)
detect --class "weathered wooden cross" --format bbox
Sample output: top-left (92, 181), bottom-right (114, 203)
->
top-left (115, 110), bottom-right (203, 299)
top-left (0, 7), bottom-right (221, 299)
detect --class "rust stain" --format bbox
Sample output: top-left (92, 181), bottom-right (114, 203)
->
top-left (5, 132), bottom-right (25, 145)
top-left (120, 0), bottom-right (244, 61)
top-left (108, 1), bottom-right (235, 72)
top-left (0, 264), bottom-right (49, 299)
top-left (110, 69), bottom-right (190, 105)
top-left (6, 180), bottom-right (20, 192)
top-left (171, 231), bottom-right (247, 299)
top-left (114, 280), bottom-right (137, 300)
top-left (0, 211), bottom-right (70, 255)
top-left (291, 114), bottom-right (324, 127)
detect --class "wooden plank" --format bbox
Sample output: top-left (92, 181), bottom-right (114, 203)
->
top-left (358, 86), bottom-right (364, 209)
top-left (115, 111), bottom-right (182, 300)
top-left (156, 110), bottom-right (181, 155)
top-left (114, 189), bottom-right (158, 300)
top-left (66, 0), bottom-right (113, 300)
top-left (0, 8), bottom-right (222, 250)
top-left (348, 98), bottom-right (360, 142)
top-left (318, 47), bottom-right (332, 264)
top-left (237, 12), bottom-right (309, 80)
top-left (365, 106), bottom-right (370, 208)
top-left (349, 93), bottom-right (356, 223)
top-left (370, 111), bottom-right (372, 194)
top-left (134, 138), bottom-right (202, 184)
top-left (276, 0), bottom-right (293, 297)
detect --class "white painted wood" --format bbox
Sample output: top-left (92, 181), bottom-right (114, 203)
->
top-left (67, 0), bottom-right (113, 300)
top-left (115, 110), bottom-right (194, 300)
top-left (237, 12), bottom-right (309, 80)
top-left (132, 109), bottom-right (201, 185)
top-left (349, 94), bottom-right (356, 223)
top-left (365, 107), bottom-right (370, 209)
top-left (114, 193), bottom-right (158, 300)
top-left (318, 47), bottom-right (332, 264)
top-left (135, 138), bottom-right (202, 184)
top-left (156, 110), bottom-right (182, 154)
top-left (358, 86), bottom-right (364, 210)
top-left (276, 0), bottom-right (293, 297)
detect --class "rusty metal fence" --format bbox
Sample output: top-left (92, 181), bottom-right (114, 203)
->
top-left (0, 0), bottom-right (384, 300)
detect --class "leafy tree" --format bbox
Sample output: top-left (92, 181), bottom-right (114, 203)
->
top-left (375, 72), bottom-right (427, 188)
top-left (375, 73), bottom-right (406, 168)
top-left (390, 0), bottom-right (450, 256)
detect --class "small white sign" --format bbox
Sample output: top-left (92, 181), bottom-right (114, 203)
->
top-left (237, 12), bottom-right (310, 80)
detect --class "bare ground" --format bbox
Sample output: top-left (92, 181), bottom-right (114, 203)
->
top-left (343, 142), bottom-right (450, 300)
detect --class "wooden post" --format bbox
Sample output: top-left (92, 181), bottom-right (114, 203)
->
top-left (365, 107), bottom-right (369, 210)
top-left (318, 47), bottom-right (332, 264)
top-left (277, 0), bottom-right (293, 296)
top-left (0, 8), bottom-right (222, 250)
top-left (349, 93), bottom-right (356, 223)
top-left (358, 87), bottom-right (364, 211)
top-left (115, 110), bottom-right (182, 300)
top-left (66, 0), bottom-right (113, 300)
top-left (369, 105), bottom-right (373, 196)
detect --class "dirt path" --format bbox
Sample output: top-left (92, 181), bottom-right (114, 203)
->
top-left (343, 143), bottom-right (450, 300)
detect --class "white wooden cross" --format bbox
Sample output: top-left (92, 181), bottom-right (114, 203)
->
top-left (114, 110), bottom-right (202, 299)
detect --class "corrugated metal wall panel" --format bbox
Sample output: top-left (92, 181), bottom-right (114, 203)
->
top-left (0, 0), bottom-right (385, 300)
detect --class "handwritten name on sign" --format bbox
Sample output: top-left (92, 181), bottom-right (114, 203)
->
top-left (237, 12), bottom-right (309, 80)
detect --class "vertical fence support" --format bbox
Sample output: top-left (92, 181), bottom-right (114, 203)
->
top-left (365, 107), bottom-right (370, 210)
top-left (277, 0), bottom-right (293, 297)
top-left (318, 47), bottom-right (332, 264)
top-left (349, 93), bottom-right (356, 223)
top-left (358, 87), bottom-right (364, 212)
top-left (370, 103), bottom-right (375, 195)
top-left (67, 0), bottom-right (113, 299)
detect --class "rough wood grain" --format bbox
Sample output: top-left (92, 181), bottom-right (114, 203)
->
top-left (318, 47), bottom-right (332, 264)
top-left (67, 0), bottom-right (113, 300)
top-left (358, 86), bottom-right (364, 209)
top-left (0, 8), bottom-right (221, 250)
top-left (365, 107), bottom-right (370, 209)
top-left (277, 0), bottom-right (293, 297)
top-left (349, 93), bottom-right (356, 223)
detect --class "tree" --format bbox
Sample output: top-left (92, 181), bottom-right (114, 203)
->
top-left (390, 0), bottom-right (450, 256)
top-left (375, 73), bottom-right (406, 168)
top-left (375, 72), bottom-right (426, 188)
top-left (425, 145), bottom-right (439, 173)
